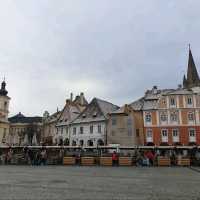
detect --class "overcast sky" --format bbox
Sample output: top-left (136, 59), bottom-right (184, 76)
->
top-left (1, 0), bottom-right (200, 116)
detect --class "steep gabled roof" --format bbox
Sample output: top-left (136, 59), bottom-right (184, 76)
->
top-left (71, 98), bottom-right (119, 124)
top-left (95, 98), bottom-right (119, 117)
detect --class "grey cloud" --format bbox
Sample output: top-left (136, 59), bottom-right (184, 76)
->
top-left (0, 0), bottom-right (200, 115)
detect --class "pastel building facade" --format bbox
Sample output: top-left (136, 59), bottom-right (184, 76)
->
top-left (107, 104), bottom-right (144, 146)
top-left (70, 98), bottom-right (119, 147)
top-left (133, 48), bottom-right (200, 146)
top-left (55, 93), bottom-right (88, 145)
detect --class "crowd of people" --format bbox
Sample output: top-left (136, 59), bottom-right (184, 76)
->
top-left (0, 147), bottom-right (200, 166)
top-left (2, 146), bottom-right (48, 165)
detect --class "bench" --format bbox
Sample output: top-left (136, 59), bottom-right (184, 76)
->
top-left (157, 157), bottom-right (171, 166)
top-left (118, 157), bottom-right (132, 166)
top-left (81, 157), bottom-right (95, 166)
top-left (63, 157), bottom-right (76, 165)
top-left (100, 157), bottom-right (112, 166)
top-left (177, 158), bottom-right (190, 166)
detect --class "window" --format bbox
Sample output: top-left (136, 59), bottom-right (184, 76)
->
top-left (3, 128), bottom-right (6, 138)
top-left (162, 99), bottom-right (166, 105)
top-left (98, 125), bottom-right (101, 133)
top-left (170, 112), bottom-right (178, 122)
top-left (79, 140), bottom-right (84, 146)
top-left (80, 127), bottom-right (84, 134)
top-left (170, 98), bottom-right (176, 106)
top-left (127, 128), bottom-right (132, 136)
top-left (145, 113), bottom-right (151, 123)
top-left (93, 112), bottom-right (97, 117)
top-left (189, 129), bottom-right (196, 137)
top-left (188, 112), bottom-right (194, 121)
top-left (146, 129), bottom-right (152, 138)
top-left (187, 97), bottom-right (192, 105)
top-left (112, 118), bottom-right (117, 126)
top-left (136, 129), bottom-right (140, 137)
top-left (82, 114), bottom-right (86, 118)
top-left (4, 101), bottom-right (7, 109)
top-left (127, 118), bottom-right (132, 126)
top-left (73, 127), bottom-right (76, 135)
top-left (172, 129), bottom-right (179, 137)
top-left (160, 112), bottom-right (167, 122)
top-left (90, 125), bottom-right (93, 134)
top-left (111, 130), bottom-right (115, 136)
top-left (161, 129), bottom-right (168, 137)
top-left (61, 128), bottom-right (63, 135)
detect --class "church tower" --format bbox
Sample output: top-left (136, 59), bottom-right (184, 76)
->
top-left (183, 46), bottom-right (200, 88)
top-left (0, 79), bottom-right (10, 144)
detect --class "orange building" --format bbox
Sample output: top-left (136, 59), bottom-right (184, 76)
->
top-left (132, 48), bottom-right (200, 146)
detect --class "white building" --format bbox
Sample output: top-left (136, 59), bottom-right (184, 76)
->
top-left (70, 98), bottom-right (119, 147)
top-left (55, 93), bottom-right (87, 145)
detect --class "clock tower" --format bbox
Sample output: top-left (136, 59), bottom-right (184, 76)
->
top-left (0, 79), bottom-right (10, 144)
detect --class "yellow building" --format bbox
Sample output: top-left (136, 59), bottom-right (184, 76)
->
top-left (0, 80), bottom-right (10, 145)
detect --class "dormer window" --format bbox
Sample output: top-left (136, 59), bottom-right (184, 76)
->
top-left (82, 114), bottom-right (86, 118)
top-left (145, 113), bottom-right (152, 123)
top-left (93, 112), bottom-right (97, 117)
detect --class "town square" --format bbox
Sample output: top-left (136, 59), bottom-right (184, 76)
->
top-left (1, 1), bottom-right (200, 200)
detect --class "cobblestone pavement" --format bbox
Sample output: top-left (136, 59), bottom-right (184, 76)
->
top-left (0, 166), bottom-right (199, 200)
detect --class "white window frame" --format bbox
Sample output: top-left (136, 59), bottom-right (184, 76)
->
top-left (172, 129), bottom-right (179, 142)
top-left (170, 98), bottom-right (176, 107)
top-left (189, 128), bottom-right (196, 142)
top-left (161, 129), bottom-right (168, 142)
top-left (146, 129), bottom-right (153, 142)
top-left (187, 97), bottom-right (193, 107)
top-left (188, 112), bottom-right (195, 121)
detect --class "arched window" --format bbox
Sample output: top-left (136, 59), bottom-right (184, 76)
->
top-left (64, 138), bottom-right (69, 146)
top-left (97, 139), bottom-right (104, 146)
top-left (72, 140), bottom-right (76, 146)
top-left (87, 140), bottom-right (93, 146)
top-left (79, 140), bottom-right (84, 146)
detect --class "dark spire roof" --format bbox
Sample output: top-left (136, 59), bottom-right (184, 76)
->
top-left (183, 74), bottom-right (187, 88)
top-left (183, 46), bottom-right (200, 88)
top-left (0, 79), bottom-right (8, 96)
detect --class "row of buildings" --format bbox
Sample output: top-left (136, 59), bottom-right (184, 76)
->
top-left (0, 47), bottom-right (200, 147)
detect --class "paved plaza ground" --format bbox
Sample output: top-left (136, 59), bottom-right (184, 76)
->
top-left (0, 166), bottom-right (199, 200)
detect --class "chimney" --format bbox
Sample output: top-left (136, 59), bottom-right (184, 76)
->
top-left (152, 86), bottom-right (158, 94)
top-left (70, 92), bottom-right (73, 102)
top-left (80, 92), bottom-right (84, 105)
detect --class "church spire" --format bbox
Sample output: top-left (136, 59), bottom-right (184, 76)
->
top-left (183, 45), bottom-right (200, 88)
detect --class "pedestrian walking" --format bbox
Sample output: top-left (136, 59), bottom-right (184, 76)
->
top-left (112, 151), bottom-right (118, 166)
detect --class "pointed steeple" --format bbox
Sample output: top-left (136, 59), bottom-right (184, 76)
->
top-left (183, 74), bottom-right (187, 88)
top-left (183, 45), bottom-right (200, 88)
top-left (186, 45), bottom-right (200, 88)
